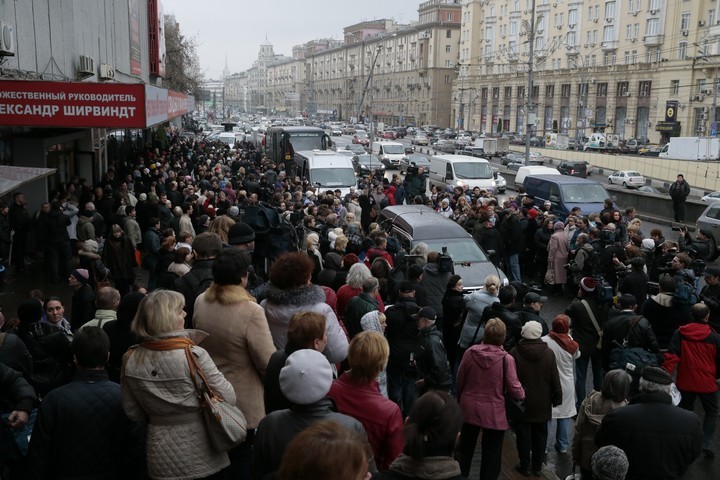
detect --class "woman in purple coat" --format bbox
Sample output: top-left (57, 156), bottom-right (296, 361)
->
top-left (456, 318), bottom-right (525, 480)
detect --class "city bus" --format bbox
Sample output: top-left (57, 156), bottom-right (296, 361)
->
top-left (265, 126), bottom-right (332, 175)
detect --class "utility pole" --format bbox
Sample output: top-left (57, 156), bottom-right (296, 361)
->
top-left (524, 0), bottom-right (537, 166)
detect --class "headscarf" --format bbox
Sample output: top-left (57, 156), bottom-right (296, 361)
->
top-left (548, 314), bottom-right (579, 354)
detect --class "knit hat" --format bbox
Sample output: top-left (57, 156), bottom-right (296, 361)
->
top-left (279, 349), bottom-right (333, 405)
top-left (521, 320), bottom-right (543, 340)
top-left (704, 266), bottom-right (720, 277)
top-left (591, 446), bottom-right (629, 480)
top-left (412, 307), bottom-right (437, 321)
top-left (527, 209), bottom-right (539, 219)
top-left (343, 253), bottom-right (359, 268)
top-left (83, 239), bottom-right (99, 253)
top-left (554, 221), bottom-right (565, 231)
top-left (700, 228), bottom-right (714, 239)
top-left (641, 238), bottom-right (655, 250)
top-left (227, 222), bottom-right (256, 245)
top-left (71, 269), bottom-right (90, 285)
top-left (228, 206), bottom-right (240, 217)
top-left (580, 277), bottom-right (597, 292)
top-left (641, 366), bottom-right (673, 386)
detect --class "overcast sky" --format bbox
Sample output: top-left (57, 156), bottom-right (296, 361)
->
top-left (165, 0), bottom-right (422, 80)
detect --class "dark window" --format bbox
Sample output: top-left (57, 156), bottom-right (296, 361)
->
top-left (596, 82), bottom-right (608, 96)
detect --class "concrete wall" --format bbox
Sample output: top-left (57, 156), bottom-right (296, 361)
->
top-left (510, 146), bottom-right (720, 195)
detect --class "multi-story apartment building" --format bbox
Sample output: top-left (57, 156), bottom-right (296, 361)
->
top-left (456, 0), bottom-right (720, 143)
top-left (266, 58), bottom-right (306, 116)
top-left (225, 72), bottom-right (249, 112)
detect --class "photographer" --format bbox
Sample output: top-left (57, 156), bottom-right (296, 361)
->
top-left (404, 166), bottom-right (427, 203)
top-left (700, 266), bottom-right (720, 332)
top-left (679, 227), bottom-right (713, 262)
top-left (649, 240), bottom-right (679, 282)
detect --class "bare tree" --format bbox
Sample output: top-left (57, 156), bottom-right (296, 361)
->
top-left (163, 15), bottom-right (203, 97)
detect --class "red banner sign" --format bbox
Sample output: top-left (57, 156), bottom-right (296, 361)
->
top-left (0, 81), bottom-right (193, 128)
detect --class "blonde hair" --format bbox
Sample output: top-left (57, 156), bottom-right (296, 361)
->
top-left (207, 215), bottom-right (235, 243)
top-left (348, 331), bottom-right (389, 384)
top-left (131, 290), bottom-right (185, 339)
top-left (484, 274), bottom-right (501, 296)
top-left (335, 234), bottom-right (348, 251)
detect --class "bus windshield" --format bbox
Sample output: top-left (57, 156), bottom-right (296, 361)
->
top-left (453, 162), bottom-right (493, 179)
top-left (288, 132), bottom-right (326, 151)
top-left (310, 168), bottom-right (357, 187)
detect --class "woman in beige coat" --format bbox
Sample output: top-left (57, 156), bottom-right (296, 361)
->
top-left (122, 290), bottom-right (235, 480)
top-left (193, 248), bottom-right (277, 478)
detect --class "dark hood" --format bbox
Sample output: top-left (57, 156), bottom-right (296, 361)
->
top-left (515, 338), bottom-right (549, 361)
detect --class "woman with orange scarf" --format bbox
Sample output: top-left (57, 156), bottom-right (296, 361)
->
top-left (541, 314), bottom-right (580, 454)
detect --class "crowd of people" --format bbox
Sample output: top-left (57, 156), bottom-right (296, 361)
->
top-left (0, 130), bottom-right (718, 480)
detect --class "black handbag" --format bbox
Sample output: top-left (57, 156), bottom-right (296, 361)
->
top-left (503, 355), bottom-right (525, 423)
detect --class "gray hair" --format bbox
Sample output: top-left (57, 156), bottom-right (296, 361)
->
top-left (346, 263), bottom-right (372, 288)
top-left (576, 233), bottom-right (589, 245)
top-left (410, 242), bottom-right (429, 260)
top-left (639, 377), bottom-right (672, 395)
top-left (601, 369), bottom-right (632, 403)
top-left (362, 277), bottom-right (379, 294)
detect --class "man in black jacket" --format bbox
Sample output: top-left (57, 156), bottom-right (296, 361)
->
top-left (174, 232), bottom-right (223, 327)
top-left (669, 174), bottom-right (691, 223)
top-left (601, 294), bottom-right (659, 372)
top-left (700, 266), bottom-right (720, 332)
top-left (596, 366), bottom-right (702, 480)
top-left (480, 284), bottom-right (522, 350)
top-left (414, 307), bottom-right (452, 394)
top-left (26, 327), bottom-right (139, 479)
top-left (385, 281), bottom-right (421, 416)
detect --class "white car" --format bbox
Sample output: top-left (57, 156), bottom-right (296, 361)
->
top-left (701, 191), bottom-right (720, 202)
top-left (608, 170), bottom-right (645, 188)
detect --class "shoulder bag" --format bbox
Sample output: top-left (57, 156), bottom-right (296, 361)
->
top-left (581, 299), bottom-right (603, 349)
top-left (502, 355), bottom-right (525, 423)
top-left (608, 316), bottom-right (660, 373)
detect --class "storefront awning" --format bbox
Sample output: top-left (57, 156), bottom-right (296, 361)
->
top-left (0, 165), bottom-right (56, 197)
top-left (0, 80), bottom-right (194, 129)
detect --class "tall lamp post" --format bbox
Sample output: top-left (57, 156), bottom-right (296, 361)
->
top-left (523, 0), bottom-right (538, 166)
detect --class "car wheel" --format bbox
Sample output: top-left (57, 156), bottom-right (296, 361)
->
top-left (622, 182), bottom-right (627, 187)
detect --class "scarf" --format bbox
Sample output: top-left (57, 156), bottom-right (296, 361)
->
top-left (548, 315), bottom-right (579, 355)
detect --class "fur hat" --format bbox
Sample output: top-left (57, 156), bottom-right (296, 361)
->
top-left (521, 320), bottom-right (543, 340)
top-left (227, 222), bottom-right (256, 245)
top-left (580, 277), bottom-right (597, 293)
top-left (279, 349), bottom-right (333, 405)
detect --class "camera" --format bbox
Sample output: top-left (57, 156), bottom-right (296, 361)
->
top-left (406, 164), bottom-right (419, 175)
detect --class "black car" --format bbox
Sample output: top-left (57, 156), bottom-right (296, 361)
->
top-left (557, 161), bottom-right (588, 178)
top-left (353, 154), bottom-right (386, 176)
top-left (393, 127), bottom-right (407, 138)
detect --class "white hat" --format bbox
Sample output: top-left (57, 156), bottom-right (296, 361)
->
top-left (279, 350), bottom-right (333, 405)
top-left (521, 321), bottom-right (543, 340)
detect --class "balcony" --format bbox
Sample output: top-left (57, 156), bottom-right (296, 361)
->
top-left (601, 41), bottom-right (619, 51)
top-left (643, 34), bottom-right (664, 47)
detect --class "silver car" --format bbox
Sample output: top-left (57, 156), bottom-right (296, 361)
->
top-left (696, 202), bottom-right (720, 260)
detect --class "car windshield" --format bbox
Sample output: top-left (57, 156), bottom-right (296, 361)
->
top-left (453, 162), bottom-right (493, 179)
top-left (382, 144), bottom-right (405, 154)
top-left (406, 155), bottom-right (429, 165)
top-left (356, 131), bottom-right (368, 138)
top-left (560, 184), bottom-right (610, 203)
top-left (357, 155), bottom-right (382, 166)
top-left (422, 239), bottom-right (489, 263)
top-left (310, 168), bottom-right (356, 187)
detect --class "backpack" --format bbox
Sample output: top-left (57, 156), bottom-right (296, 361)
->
top-left (672, 278), bottom-right (698, 305)
top-left (582, 247), bottom-right (600, 277)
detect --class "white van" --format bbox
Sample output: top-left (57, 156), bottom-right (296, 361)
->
top-left (371, 141), bottom-right (406, 167)
top-left (428, 155), bottom-right (501, 193)
top-left (218, 132), bottom-right (237, 148)
top-left (294, 150), bottom-right (357, 198)
top-left (515, 165), bottom-right (560, 185)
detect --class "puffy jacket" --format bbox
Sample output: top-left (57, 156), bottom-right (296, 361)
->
top-left (416, 325), bottom-right (452, 391)
top-left (458, 290), bottom-right (498, 348)
top-left (663, 321), bottom-right (720, 394)
top-left (572, 390), bottom-right (627, 472)
top-left (510, 339), bottom-right (562, 423)
top-left (456, 343), bottom-right (524, 430)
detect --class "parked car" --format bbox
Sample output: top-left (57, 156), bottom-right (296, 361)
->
top-left (353, 154), bottom-right (386, 176)
top-left (701, 191), bottom-right (720, 203)
top-left (608, 170), bottom-right (645, 188)
top-left (557, 161), bottom-right (588, 178)
top-left (696, 203), bottom-right (720, 259)
top-left (399, 154), bottom-right (431, 175)
top-left (379, 205), bottom-right (508, 290)
top-left (529, 136), bottom-right (545, 147)
top-left (638, 144), bottom-right (664, 156)
top-left (621, 138), bottom-right (644, 153)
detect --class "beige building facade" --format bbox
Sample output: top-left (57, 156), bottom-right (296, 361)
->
top-left (456, 0), bottom-right (720, 143)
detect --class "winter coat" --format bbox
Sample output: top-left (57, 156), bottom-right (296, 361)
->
top-left (669, 179), bottom-right (690, 201)
top-left (416, 325), bottom-right (452, 391)
top-left (19, 322), bottom-right (74, 397)
top-left (45, 209), bottom-right (71, 245)
top-left (421, 263), bottom-right (451, 318)
top-left (541, 335), bottom-right (581, 418)
top-left (480, 303), bottom-right (522, 351)
top-left (102, 235), bottom-right (136, 281)
top-left (385, 298), bottom-right (421, 374)
top-left (458, 290), bottom-right (499, 348)
top-left (509, 338), bottom-right (562, 423)
top-left (336, 284), bottom-right (386, 321)
top-left (663, 321), bottom-right (720, 394)
top-left (344, 292), bottom-right (380, 338)
top-left (26, 370), bottom-right (138, 480)
top-left (600, 312), bottom-right (659, 371)
top-left (572, 390), bottom-right (627, 473)
top-left (141, 227), bottom-right (161, 270)
top-left (123, 216), bottom-right (142, 248)
top-left (328, 373), bottom-right (404, 471)
top-left (253, 399), bottom-right (368, 480)
top-left (121, 330), bottom-right (236, 480)
top-left (565, 297), bottom-right (604, 356)
top-left (595, 391), bottom-right (703, 480)
top-left (373, 455), bottom-right (465, 480)
top-left (76, 215), bottom-right (96, 242)
top-left (456, 343), bottom-right (524, 430)
top-left (547, 230), bottom-right (569, 285)
top-left (617, 270), bottom-right (650, 306)
top-left (261, 283), bottom-right (349, 363)
top-left (641, 293), bottom-right (691, 350)
top-left (173, 258), bottom-right (214, 327)
top-left (193, 284), bottom-right (277, 428)
top-left (78, 250), bottom-right (110, 289)
top-left (0, 331), bottom-right (33, 378)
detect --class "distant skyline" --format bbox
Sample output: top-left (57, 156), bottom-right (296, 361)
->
top-left (166, 0), bottom-right (422, 80)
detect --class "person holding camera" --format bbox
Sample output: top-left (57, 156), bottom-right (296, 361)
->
top-left (404, 166), bottom-right (427, 204)
top-left (679, 227), bottom-right (713, 262)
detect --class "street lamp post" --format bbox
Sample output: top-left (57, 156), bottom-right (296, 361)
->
top-left (524, 0), bottom-right (538, 166)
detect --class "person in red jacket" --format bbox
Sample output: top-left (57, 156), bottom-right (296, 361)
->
top-left (328, 331), bottom-right (404, 471)
top-left (663, 302), bottom-right (720, 458)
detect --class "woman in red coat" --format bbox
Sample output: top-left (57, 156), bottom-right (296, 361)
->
top-left (328, 331), bottom-right (404, 471)
top-left (456, 318), bottom-right (525, 480)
